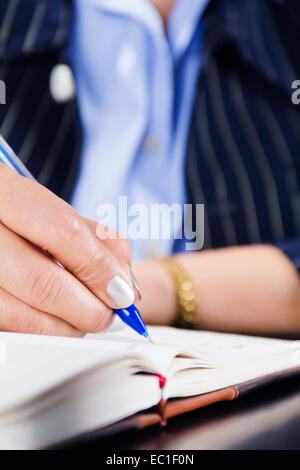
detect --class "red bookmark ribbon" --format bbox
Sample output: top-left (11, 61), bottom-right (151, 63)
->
top-left (157, 374), bottom-right (167, 389)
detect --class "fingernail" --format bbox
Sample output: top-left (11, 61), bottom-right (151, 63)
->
top-left (106, 275), bottom-right (135, 308)
top-left (130, 268), bottom-right (142, 300)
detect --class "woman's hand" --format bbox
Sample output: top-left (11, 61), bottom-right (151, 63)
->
top-left (134, 245), bottom-right (300, 337)
top-left (0, 164), bottom-right (137, 337)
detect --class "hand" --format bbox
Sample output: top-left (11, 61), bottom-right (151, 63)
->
top-left (134, 245), bottom-right (300, 337)
top-left (0, 164), bottom-right (137, 337)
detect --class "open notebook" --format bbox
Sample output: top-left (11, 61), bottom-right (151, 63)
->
top-left (0, 321), bottom-right (300, 449)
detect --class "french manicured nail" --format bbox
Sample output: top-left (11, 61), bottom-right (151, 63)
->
top-left (130, 269), bottom-right (142, 299)
top-left (106, 275), bottom-right (135, 308)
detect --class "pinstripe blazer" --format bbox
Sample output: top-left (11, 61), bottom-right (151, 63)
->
top-left (0, 0), bottom-right (81, 202)
top-left (0, 0), bottom-right (300, 270)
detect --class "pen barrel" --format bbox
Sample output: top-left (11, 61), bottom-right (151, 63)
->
top-left (0, 134), bottom-right (36, 180)
top-left (114, 305), bottom-right (148, 337)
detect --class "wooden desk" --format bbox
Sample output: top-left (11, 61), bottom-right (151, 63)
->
top-left (65, 376), bottom-right (300, 450)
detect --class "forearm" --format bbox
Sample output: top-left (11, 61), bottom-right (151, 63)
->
top-left (134, 245), bottom-right (300, 337)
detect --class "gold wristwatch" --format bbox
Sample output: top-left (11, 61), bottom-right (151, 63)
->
top-left (159, 257), bottom-right (197, 329)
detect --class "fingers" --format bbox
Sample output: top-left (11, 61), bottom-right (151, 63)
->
top-left (84, 218), bottom-right (132, 268)
top-left (84, 218), bottom-right (141, 301)
top-left (0, 222), bottom-right (113, 333)
top-left (0, 287), bottom-right (84, 337)
top-left (0, 164), bottom-right (134, 309)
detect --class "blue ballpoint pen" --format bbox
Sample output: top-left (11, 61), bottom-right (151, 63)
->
top-left (0, 134), bottom-right (152, 343)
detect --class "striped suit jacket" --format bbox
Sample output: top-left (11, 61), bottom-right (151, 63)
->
top-left (0, 0), bottom-right (300, 270)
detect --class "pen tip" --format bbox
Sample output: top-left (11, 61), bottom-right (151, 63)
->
top-left (144, 335), bottom-right (153, 344)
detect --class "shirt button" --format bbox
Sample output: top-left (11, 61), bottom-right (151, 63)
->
top-left (142, 135), bottom-right (161, 153)
top-left (49, 64), bottom-right (76, 103)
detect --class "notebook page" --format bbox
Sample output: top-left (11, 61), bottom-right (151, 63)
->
top-left (87, 321), bottom-right (210, 376)
top-left (0, 363), bottom-right (160, 450)
top-left (144, 326), bottom-right (298, 366)
top-left (89, 321), bottom-right (296, 371)
top-left (137, 327), bottom-right (300, 398)
top-left (0, 327), bottom-right (203, 413)
top-left (0, 332), bottom-right (136, 413)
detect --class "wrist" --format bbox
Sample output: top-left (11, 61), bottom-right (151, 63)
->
top-left (133, 259), bottom-right (178, 325)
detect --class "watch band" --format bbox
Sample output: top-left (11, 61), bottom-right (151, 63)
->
top-left (159, 257), bottom-right (197, 329)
